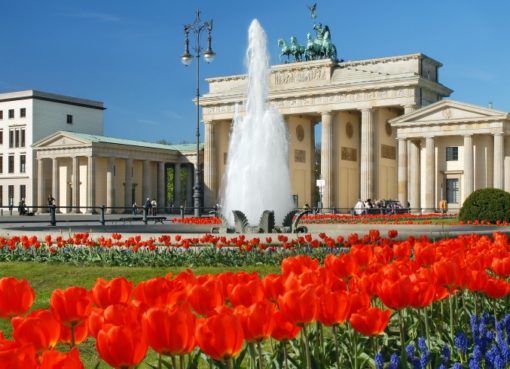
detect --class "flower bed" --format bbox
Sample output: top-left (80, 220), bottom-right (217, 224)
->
top-left (1, 232), bottom-right (510, 368)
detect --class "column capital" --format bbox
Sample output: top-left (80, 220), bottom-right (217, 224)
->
top-left (319, 110), bottom-right (333, 117)
top-left (463, 134), bottom-right (474, 138)
top-left (493, 132), bottom-right (505, 136)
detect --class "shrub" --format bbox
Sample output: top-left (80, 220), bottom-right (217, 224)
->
top-left (459, 188), bottom-right (510, 223)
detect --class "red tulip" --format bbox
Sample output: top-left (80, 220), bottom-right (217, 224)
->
top-left (0, 277), bottom-right (35, 319)
top-left (483, 278), bottom-right (510, 299)
top-left (0, 340), bottom-right (37, 369)
top-left (59, 320), bottom-right (88, 345)
top-left (234, 300), bottom-right (275, 342)
top-left (96, 325), bottom-right (148, 369)
top-left (50, 286), bottom-right (92, 327)
top-left (377, 276), bottom-right (413, 310)
top-left (317, 290), bottom-right (351, 326)
top-left (278, 285), bottom-right (318, 325)
top-left (491, 257), bottom-right (510, 278)
top-left (195, 310), bottom-right (244, 361)
top-left (349, 307), bottom-right (391, 336)
top-left (270, 311), bottom-right (301, 341)
top-left (228, 279), bottom-right (265, 307)
top-left (39, 348), bottom-right (84, 369)
top-left (142, 305), bottom-right (196, 356)
top-left (88, 303), bottom-right (141, 338)
top-left (90, 277), bottom-right (133, 308)
top-left (187, 278), bottom-right (224, 316)
top-left (133, 277), bottom-right (186, 309)
top-left (12, 309), bottom-right (61, 352)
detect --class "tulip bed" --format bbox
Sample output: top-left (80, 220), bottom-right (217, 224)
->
top-left (2, 232), bottom-right (510, 368)
top-left (0, 232), bottom-right (394, 267)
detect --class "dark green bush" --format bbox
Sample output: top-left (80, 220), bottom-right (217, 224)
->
top-left (459, 188), bottom-right (510, 223)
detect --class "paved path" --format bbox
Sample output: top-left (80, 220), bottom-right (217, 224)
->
top-left (0, 213), bottom-right (506, 241)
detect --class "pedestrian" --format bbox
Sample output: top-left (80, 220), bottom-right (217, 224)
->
top-left (354, 199), bottom-right (365, 215)
top-left (132, 201), bottom-right (138, 215)
top-left (151, 198), bottom-right (157, 216)
top-left (144, 197), bottom-right (152, 215)
top-left (47, 194), bottom-right (55, 212)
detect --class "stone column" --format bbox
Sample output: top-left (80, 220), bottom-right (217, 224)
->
top-left (505, 137), bottom-right (510, 192)
top-left (397, 138), bottom-right (408, 207)
top-left (52, 158), bottom-right (59, 209)
top-left (87, 156), bottom-right (96, 213)
top-left (124, 158), bottom-right (133, 211)
top-left (424, 137), bottom-right (435, 212)
top-left (37, 158), bottom-right (45, 213)
top-left (186, 165), bottom-right (193, 207)
top-left (203, 121), bottom-right (216, 207)
top-left (158, 162), bottom-right (165, 211)
top-left (360, 108), bottom-right (375, 200)
top-left (142, 160), bottom-right (150, 201)
top-left (409, 140), bottom-right (421, 211)
top-left (463, 135), bottom-right (474, 199)
top-left (320, 111), bottom-right (333, 208)
top-left (494, 133), bottom-right (504, 189)
top-left (72, 156), bottom-right (80, 213)
top-left (174, 163), bottom-right (181, 206)
top-left (106, 157), bottom-right (115, 213)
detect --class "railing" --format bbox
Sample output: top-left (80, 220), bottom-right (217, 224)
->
top-left (0, 204), bottom-right (219, 227)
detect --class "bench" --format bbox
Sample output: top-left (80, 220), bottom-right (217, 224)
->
top-left (146, 216), bottom-right (167, 224)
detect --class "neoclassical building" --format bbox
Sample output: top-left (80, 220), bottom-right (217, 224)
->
top-left (0, 90), bottom-right (201, 213)
top-left (199, 53), bottom-right (509, 211)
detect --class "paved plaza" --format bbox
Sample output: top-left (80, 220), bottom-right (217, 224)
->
top-left (0, 212), bottom-right (506, 242)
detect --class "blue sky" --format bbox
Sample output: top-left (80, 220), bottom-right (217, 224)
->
top-left (1, 0), bottom-right (508, 144)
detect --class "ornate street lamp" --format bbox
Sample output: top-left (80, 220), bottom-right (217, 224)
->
top-left (181, 10), bottom-right (215, 217)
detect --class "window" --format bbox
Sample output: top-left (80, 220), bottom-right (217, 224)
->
top-left (0, 185), bottom-right (3, 207)
top-left (20, 108), bottom-right (26, 118)
top-left (446, 178), bottom-right (460, 204)
top-left (446, 147), bottom-right (458, 161)
top-left (0, 156), bottom-right (3, 174)
top-left (0, 130), bottom-right (3, 145)
top-left (20, 185), bottom-right (25, 201)
top-left (19, 154), bottom-right (25, 173)
top-left (8, 155), bottom-right (14, 173)
top-left (66, 114), bottom-right (73, 124)
top-left (0, 111), bottom-right (3, 119)
top-left (8, 109), bottom-right (14, 119)
top-left (9, 127), bottom-right (25, 148)
top-left (8, 185), bottom-right (13, 206)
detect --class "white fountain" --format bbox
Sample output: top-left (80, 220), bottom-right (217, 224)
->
top-left (221, 19), bottom-right (294, 226)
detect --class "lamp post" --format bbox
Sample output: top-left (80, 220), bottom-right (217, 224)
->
top-left (181, 10), bottom-right (215, 218)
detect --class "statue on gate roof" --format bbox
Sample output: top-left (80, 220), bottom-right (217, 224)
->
top-left (277, 3), bottom-right (338, 63)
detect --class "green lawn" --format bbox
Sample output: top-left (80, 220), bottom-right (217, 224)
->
top-left (0, 262), bottom-right (280, 368)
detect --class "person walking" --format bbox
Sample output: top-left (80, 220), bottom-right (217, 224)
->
top-left (144, 197), bottom-right (152, 216)
top-left (132, 202), bottom-right (138, 215)
top-left (151, 198), bottom-right (157, 216)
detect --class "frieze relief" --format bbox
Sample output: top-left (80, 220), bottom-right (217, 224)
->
top-left (272, 67), bottom-right (329, 86)
top-left (203, 87), bottom-right (415, 116)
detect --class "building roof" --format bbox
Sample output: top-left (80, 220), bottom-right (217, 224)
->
top-left (0, 90), bottom-right (104, 110)
top-left (35, 131), bottom-right (202, 152)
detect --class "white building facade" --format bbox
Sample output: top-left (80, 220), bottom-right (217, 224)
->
top-left (0, 90), bottom-right (104, 209)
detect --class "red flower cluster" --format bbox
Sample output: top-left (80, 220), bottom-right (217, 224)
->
top-left (3, 232), bottom-right (510, 368)
top-left (302, 212), bottom-right (466, 225)
top-left (171, 217), bottom-right (222, 225)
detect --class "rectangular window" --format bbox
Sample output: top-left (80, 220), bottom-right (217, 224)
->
top-left (8, 155), bottom-right (14, 173)
top-left (0, 130), bottom-right (3, 145)
top-left (8, 109), bottom-right (14, 119)
top-left (0, 156), bottom-right (3, 174)
top-left (14, 130), bottom-right (19, 148)
top-left (446, 178), bottom-right (460, 204)
top-left (20, 129), bottom-right (25, 147)
top-left (66, 114), bottom-right (73, 124)
top-left (8, 185), bottom-right (13, 206)
top-left (20, 108), bottom-right (26, 118)
top-left (20, 185), bottom-right (25, 201)
top-left (19, 154), bottom-right (25, 173)
top-left (0, 111), bottom-right (3, 119)
top-left (8, 130), bottom-right (13, 148)
top-left (0, 185), bottom-right (3, 207)
top-left (446, 147), bottom-right (458, 161)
